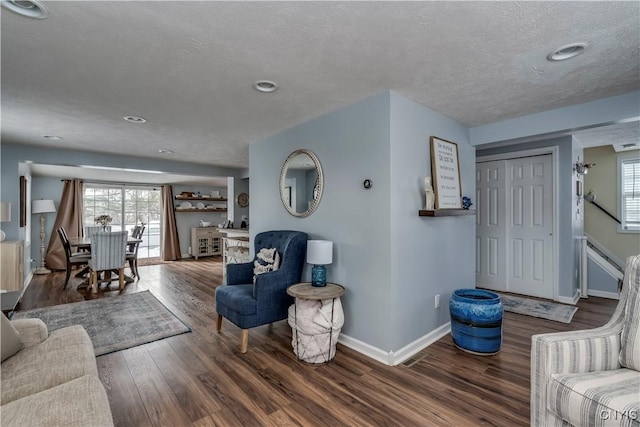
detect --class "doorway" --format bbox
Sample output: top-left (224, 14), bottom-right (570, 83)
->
top-left (476, 149), bottom-right (557, 299)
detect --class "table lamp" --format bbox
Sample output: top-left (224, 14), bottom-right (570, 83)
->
top-left (0, 202), bottom-right (10, 242)
top-left (32, 199), bottom-right (56, 275)
top-left (307, 240), bottom-right (333, 287)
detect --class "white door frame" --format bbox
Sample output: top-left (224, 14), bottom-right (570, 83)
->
top-left (477, 146), bottom-right (559, 301)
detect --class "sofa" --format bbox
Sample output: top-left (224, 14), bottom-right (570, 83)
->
top-left (1, 314), bottom-right (114, 427)
top-left (531, 254), bottom-right (640, 427)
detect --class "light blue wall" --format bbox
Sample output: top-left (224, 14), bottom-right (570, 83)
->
top-left (476, 136), bottom-right (580, 299)
top-left (250, 91), bottom-right (476, 353)
top-left (388, 92), bottom-right (475, 350)
top-left (470, 91), bottom-right (640, 146)
top-left (250, 92), bottom-right (393, 350)
top-left (31, 176), bottom-right (65, 269)
top-left (587, 258), bottom-right (620, 295)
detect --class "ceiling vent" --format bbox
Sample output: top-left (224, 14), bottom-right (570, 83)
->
top-left (1, 0), bottom-right (49, 19)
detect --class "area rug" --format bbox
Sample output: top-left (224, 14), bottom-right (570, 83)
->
top-left (498, 293), bottom-right (578, 323)
top-left (12, 291), bottom-right (191, 356)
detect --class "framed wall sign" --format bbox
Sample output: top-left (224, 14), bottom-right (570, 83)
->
top-left (430, 136), bottom-right (462, 209)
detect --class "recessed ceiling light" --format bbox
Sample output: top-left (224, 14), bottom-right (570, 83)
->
top-left (42, 135), bottom-right (62, 140)
top-left (253, 80), bottom-right (278, 93)
top-left (547, 43), bottom-right (588, 61)
top-left (1, 0), bottom-right (49, 19)
top-left (158, 149), bottom-right (174, 154)
top-left (123, 116), bottom-right (147, 123)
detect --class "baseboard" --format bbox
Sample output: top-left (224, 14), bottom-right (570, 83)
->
top-left (338, 322), bottom-right (451, 366)
top-left (388, 322), bottom-right (451, 366)
top-left (557, 290), bottom-right (580, 305)
top-left (338, 334), bottom-right (391, 365)
top-left (24, 271), bottom-right (33, 289)
top-left (587, 289), bottom-right (620, 300)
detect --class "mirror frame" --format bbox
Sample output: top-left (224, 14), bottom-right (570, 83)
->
top-left (279, 149), bottom-right (324, 218)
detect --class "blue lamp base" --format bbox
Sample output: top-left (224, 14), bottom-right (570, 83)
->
top-left (311, 265), bottom-right (327, 287)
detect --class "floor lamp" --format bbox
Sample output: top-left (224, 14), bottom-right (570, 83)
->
top-left (32, 199), bottom-right (56, 275)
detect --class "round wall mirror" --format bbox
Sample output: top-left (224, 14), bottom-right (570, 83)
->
top-left (279, 149), bottom-right (323, 217)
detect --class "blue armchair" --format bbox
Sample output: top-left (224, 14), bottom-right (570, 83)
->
top-left (215, 230), bottom-right (308, 353)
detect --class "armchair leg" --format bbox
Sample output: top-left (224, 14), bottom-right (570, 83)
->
top-left (118, 268), bottom-right (125, 290)
top-left (241, 329), bottom-right (249, 353)
top-left (216, 314), bottom-right (223, 332)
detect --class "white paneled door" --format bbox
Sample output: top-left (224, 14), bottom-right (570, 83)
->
top-left (476, 160), bottom-right (507, 291)
top-left (507, 155), bottom-right (554, 298)
top-left (476, 154), bottom-right (554, 299)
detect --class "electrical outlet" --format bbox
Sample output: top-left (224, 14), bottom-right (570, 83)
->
top-left (435, 294), bottom-right (440, 309)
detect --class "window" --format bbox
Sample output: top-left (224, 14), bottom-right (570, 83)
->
top-left (620, 157), bottom-right (640, 232)
top-left (83, 184), bottom-right (161, 258)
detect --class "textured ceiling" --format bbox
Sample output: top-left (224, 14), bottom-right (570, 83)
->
top-left (2, 1), bottom-right (639, 169)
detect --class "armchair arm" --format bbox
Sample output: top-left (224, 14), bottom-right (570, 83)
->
top-left (226, 262), bottom-right (253, 285)
top-left (11, 318), bottom-right (48, 348)
top-left (531, 323), bottom-right (623, 426)
top-left (253, 268), bottom-right (296, 299)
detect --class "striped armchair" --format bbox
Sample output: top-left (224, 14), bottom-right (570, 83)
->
top-left (531, 255), bottom-right (640, 427)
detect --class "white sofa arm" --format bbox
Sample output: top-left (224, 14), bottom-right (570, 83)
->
top-left (531, 324), bottom-right (623, 426)
top-left (11, 319), bottom-right (48, 348)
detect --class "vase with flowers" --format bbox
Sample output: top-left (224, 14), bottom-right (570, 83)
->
top-left (95, 214), bottom-right (113, 231)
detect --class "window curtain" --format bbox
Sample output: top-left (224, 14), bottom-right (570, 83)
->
top-left (45, 179), bottom-right (84, 270)
top-left (161, 185), bottom-right (181, 261)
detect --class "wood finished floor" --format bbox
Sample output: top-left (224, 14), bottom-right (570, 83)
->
top-left (18, 258), bottom-right (618, 427)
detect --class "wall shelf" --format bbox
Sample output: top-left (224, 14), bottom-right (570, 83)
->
top-left (175, 208), bottom-right (227, 213)
top-left (418, 209), bottom-right (476, 217)
top-left (175, 196), bottom-right (228, 202)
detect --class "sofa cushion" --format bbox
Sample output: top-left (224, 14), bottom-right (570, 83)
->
top-left (10, 318), bottom-right (48, 348)
top-left (253, 247), bottom-right (280, 283)
top-left (0, 375), bottom-right (114, 427)
top-left (1, 314), bottom-right (23, 362)
top-left (620, 255), bottom-right (640, 370)
top-left (0, 325), bottom-right (98, 404)
top-left (548, 369), bottom-right (640, 427)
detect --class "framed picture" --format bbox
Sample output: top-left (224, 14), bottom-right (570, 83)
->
top-left (430, 136), bottom-right (462, 209)
top-left (19, 175), bottom-right (27, 227)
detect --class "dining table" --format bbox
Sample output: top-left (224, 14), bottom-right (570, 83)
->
top-left (69, 235), bottom-right (143, 288)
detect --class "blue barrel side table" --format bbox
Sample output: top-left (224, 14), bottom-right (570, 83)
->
top-left (449, 288), bottom-right (503, 356)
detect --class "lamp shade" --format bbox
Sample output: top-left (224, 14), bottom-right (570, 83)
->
top-left (32, 199), bottom-right (56, 214)
top-left (307, 240), bottom-right (333, 265)
top-left (0, 202), bottom-right (10, 222)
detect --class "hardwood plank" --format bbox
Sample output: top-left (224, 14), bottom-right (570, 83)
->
top-left (17, 258), bottom-right (619, 427)
top-left (122, 346), bottom-right (194, 426)
top-left (96, 351), bottom-right (152, 427)
top-left (146, 339), bottom-right (222, 422)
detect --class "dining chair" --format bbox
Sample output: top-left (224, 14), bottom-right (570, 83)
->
top-left (87, 231), bottom-right (128, 293)
top-left (126, 225), bottom-right (145, 279)
top-left (85, 225), bottom-right (111, 238)
top-left (57, 227), bottom-right (91, 289)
